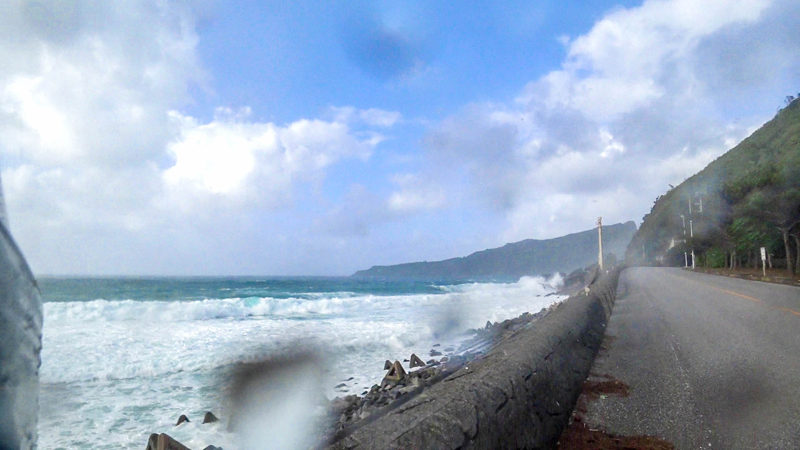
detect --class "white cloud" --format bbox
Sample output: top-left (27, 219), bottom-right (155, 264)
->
top-left (1, 0), bottom-right (798, 275)
top-left (519, 0), bottom-right (772, 123)
top-left (0, 1), bottom-right (203, 168)
top-left (423, 0), bottom-right (798, 242)
top-left (387, 174), bottom-right (445, 213)
top-left (329, 106), bottom-right (402, 128)
top-left (164, 109), bottom-right (372, 205)
top-left (0, 1), bottom-right (386, 274)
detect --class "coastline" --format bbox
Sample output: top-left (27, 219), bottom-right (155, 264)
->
top-left (326, 267), bottom-right (619, 448)
top-left (136, 269), bottom-right (613, 449)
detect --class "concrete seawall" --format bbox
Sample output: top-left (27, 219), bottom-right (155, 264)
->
top-left (330, 269), bottom-right (620, 449)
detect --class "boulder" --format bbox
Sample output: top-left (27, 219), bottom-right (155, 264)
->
top-left (175, 414), bottom-right (190, 426)
top-left (202, 411), bottom-right (219, 424)
top-left (330, 395), bottom-right (360, 415)
top-left (145, 433), bottom-right (191, 450)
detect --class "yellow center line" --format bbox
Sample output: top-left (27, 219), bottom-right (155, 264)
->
top-left (778, 307), bottom-right (800, 317)
top-left (717, 288), bottom-right (762, 303)
top-left (705, 284), bottom-right (800, 317)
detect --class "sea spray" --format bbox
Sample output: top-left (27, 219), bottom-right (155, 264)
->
top-left (39, 275), bottom-right (565, 449)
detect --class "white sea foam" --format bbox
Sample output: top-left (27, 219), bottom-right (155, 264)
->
top-left (39, 275), bottom-right (566, 449)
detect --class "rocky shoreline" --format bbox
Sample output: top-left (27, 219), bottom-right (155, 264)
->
top-left (142, 304), bottom-right (563, 450)
top-left (320, 303), bottom-right (561, 445)
top-left (143, 266), bottom-right (602, 449)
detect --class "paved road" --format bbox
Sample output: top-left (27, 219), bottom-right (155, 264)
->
top-left (579, 267), bottom-right (800, 449)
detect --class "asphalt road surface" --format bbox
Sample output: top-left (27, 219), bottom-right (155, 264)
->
top-left (579, 267), bottom-right (800, 449)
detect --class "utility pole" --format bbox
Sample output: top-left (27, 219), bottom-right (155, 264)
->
top-left (597, 217), bottom-right (604, 270)
top-left (680, 214), bottom-right (688, 267)
top-left (689, 219), bottom-right (695, 270)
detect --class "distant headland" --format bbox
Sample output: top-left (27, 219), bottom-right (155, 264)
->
top-left (352, 221), bottom-right (637, 281)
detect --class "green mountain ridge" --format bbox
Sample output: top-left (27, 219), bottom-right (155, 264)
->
top-left (353, 221), bottom-right (637, 281)
top-left (627, 97), bottom-right (800, 272)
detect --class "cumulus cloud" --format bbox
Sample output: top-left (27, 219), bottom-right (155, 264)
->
top-left (419, 0), bottom-right (800, 242)
top-left (0, 1), bottom-right (390, 274)
top-left (318, 174), bottom-right (446, 238)
top-left (163, 108), bottom-right (372, 208)
top-left (328, 106), bottom-right (402, 128)
top-left (387, 173), bottom-right (445, 213)
top-left (0, 1), bottom-right (203, 168)
top-left (424, 106), bottom-right (525, 211)
top-left (2, 0), bottom-right (798, 275)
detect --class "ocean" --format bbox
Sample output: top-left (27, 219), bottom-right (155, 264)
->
top-left (37, 275), bottom-right (565, 449)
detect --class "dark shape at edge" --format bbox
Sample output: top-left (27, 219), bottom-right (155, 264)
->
top-left (0, 212), bottom-right (42, 449)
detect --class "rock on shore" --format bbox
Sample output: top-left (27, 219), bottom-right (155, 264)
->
top-left (320, 304), bottom-right (559, 444)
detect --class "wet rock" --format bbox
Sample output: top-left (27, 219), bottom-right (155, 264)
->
top-left (146, 433), bottom-right (191, 450)
top-left (397, 385), bottom-right (418, 396)
top-left (202, 411), bottom-right (219, 424)
top-left (332, 394), bottom-right (361, 424)
top-left (175, 414), bottom-right (190, 426)
top-left (433, 343), bottom-right (441, 347)
top-left (409, 353), bottom-right (425, 368)
top-left (383, 360), bottom-right (392, 370)
top-left (430, 349), bottom-right (442, 356)
top-left (426, 359), bottom-right (436, 364)
top-left (202, 446), bottom-right (223, 450)
top-left (335, 383), bottom-right (347, 388)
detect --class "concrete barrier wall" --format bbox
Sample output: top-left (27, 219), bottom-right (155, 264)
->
top-left (330, 269), bottom-right (620, 449)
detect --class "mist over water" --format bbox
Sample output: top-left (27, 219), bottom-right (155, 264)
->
top-left (38, 276), bottom-right (564, 449)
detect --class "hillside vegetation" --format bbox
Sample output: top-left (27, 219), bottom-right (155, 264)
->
top-left (354, 221), bottom-right (636, 281)
top-left (627, 97), bottom-right (800, 273)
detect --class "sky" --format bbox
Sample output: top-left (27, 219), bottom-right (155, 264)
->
top-left (1, 0), bottom-right (798, 276)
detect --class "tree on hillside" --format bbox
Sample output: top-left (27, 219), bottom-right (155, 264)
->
top-left (627, 95), bottom-right (800, 270)
top-left (728, 216), bottom-right (779, 269)
top-left (738, 166), bottom-right (800, 273)
top-left (791, 226), bottom-right (800, 272)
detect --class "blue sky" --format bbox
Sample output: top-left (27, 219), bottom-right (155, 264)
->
top-left (1, 0), bottom-right (798, 275)
top-left (191, 1), bottom-right (639, 122)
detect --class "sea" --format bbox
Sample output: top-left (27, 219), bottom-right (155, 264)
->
top-left (37, 275), bottom-right (565, 449)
